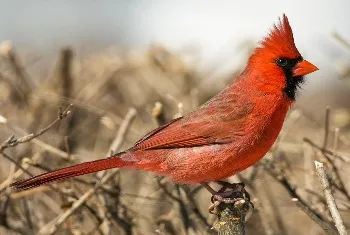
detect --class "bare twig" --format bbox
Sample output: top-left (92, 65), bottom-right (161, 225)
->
top-left (314, 161), bottom-right (347, 235)
top-left (305, 138), bottom-right (350, 201)
top-left (0, 152), bottom-right (35, 180)
top-left (1, 42), bottom-right (33, 87)
top-left (0, 104), bottom-right (73, 153)
top-left (333, 128), bottom-right (340, 158)
top-left (265, 164), bottom-right (338, 235)
top-left (0, 41), bottom-right (33, 105)
top-left (108, 108), bottom-right (137, 155)
top-left (303, 138), bottom-right (350, 163)
top-left (0, 195), bottom-right (10, 228)
top-left (0, 151), bottom-right (46, 192)
top-left (303, 142), bottom-right (315, 198)
top-left (323, 107), bottom-right (331, 149)
top-left (22, 198), bottom-right (34, 233)
top-left (180, 186), bottom-right (213, 233)
top-left (152, 101), bottom-right (166, 126)
top-left (56, 47), bottom-right (74, 99)
top-left (40, 170), bottom-right (120, 235)
top-left (96, 108), bottom-right (137, 234)
top-left (64, 136), bottom-right (71, 160)
top-left (253, 173), bottom-right (288, 235)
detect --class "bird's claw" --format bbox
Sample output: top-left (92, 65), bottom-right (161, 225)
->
top-left (208, 182), bottom-right (254, 214)
top-left (209, 196), bottom-right (245, 214)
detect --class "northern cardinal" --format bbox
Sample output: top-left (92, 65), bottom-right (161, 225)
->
top-left (11, 15), bottom-right (318, 195)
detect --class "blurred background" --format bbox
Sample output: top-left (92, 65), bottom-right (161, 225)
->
top-left (1, 0), bottom-right (350, 111)
top-left (0, 1), bottom-right (349, 235)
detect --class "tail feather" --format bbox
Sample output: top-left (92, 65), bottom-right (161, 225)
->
top-left (11, 157), bottom-right (130, 190)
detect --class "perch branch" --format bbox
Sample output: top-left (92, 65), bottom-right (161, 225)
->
top-left (213, 199), bottom-right (251, 235)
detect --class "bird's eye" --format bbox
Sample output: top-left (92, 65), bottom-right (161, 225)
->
top-left (276, 58), bottom-right (288, 67)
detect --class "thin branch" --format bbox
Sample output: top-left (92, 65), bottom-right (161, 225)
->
top-left (39, 170), bottom-right (120, 235)
top-left (303, 138), bottom-right (350, 163)
top-left (0, 41), bottom-right (33, 105)
top-left (22, 198), bottom-right (34, 232)
top-left (323, 107), bottom-right (331, 149)
top-left (180, 186), bottom-right (213, 233)
top-left (108, 108), bottom-right (137, 155)
top-left (0, 152), bottom-right (35, 179)
top-left (0, 151), bottom-right (44, 192)
top-left (64, 136), bottom-right (71, 160)
top-left (0, 104), bottom-right (73, 153)
top-left (305, 138), bottom-right (350, 201)
top-left (333, 128), bottom-right (340, 157)
top-left (1, 42), bottom-right (33, 88)
top-left (40, 108), bottom-right (137, 234)
top-left (265, 165), bottom-right (338, 235)
top-left (0, 195), bottom-right (10, 228)
top-left (314, 161), bottom-right (347, 235)
top-left (95, 108), bottom-right (137, 234)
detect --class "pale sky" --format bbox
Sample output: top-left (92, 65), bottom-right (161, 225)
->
top-left (0, 0), bottom-right (349, 93)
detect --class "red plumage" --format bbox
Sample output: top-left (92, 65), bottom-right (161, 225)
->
top-left (11, 14), bottom-right (318, 190)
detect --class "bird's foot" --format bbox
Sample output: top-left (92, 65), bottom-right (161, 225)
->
top-left (208, 196), bottom-right (245, 214)
top-left (202, 182), bottom-right (253, 214)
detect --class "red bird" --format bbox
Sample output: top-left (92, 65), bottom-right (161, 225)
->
top-left (11, 15), bottom-right (318, 196)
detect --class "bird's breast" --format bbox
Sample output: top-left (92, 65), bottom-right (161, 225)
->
top-left (228, 99), bottom-right (291, 171)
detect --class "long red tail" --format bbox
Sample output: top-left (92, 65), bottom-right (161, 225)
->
top-left (10, 157), bottom-right (130, 190)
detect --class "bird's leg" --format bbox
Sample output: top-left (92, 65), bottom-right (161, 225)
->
top-left (211, 182), bottom-right (245, 203)
top-left (201, 182), bottom-right (245, 198)
top-left (215, 181), bottom-right (246, 195)
top-left (200, 182), bottom-right (217, 195)
top-left (201, 182), bottom-right (253, 214)
top-left (215, 181), bottom-right (253, 206)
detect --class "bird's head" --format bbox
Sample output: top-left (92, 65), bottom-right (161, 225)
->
top-left (248, 14), bottom-right (318, 100)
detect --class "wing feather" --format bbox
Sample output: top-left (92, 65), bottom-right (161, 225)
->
top-left (130, 89), bottom-right (253, 151)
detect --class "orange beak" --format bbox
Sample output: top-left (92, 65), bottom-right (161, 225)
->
top-left (292, 60), bottom-right (318, 77)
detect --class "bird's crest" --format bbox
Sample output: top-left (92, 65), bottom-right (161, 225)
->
top-left (259, 14), bottom-right (301, 58)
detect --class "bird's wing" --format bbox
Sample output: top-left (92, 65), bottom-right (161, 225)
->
top-left (131, 90), bottom-right (253, 151)
top-left (130, 120), bottom-right (213, 151)
top-left (132, 117), bottom-right (184, 147)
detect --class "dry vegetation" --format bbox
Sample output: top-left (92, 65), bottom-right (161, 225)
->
top-left (0, 37), bottom-right (349, 235)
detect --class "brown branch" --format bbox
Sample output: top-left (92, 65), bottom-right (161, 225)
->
top-left (304, 138), bottom-right (350, 201)
top-left (39, 170), bottom-right (120, 235)
top-left (314, 161), bottom-right (347, 235)
top-left (56, 47), bottom-right (74, 99)
top-left (0, 152), bottom-right (35, 180)
top-left (0, 104), bottom-right (73, 153)
top-left (22, 198), bottom-right (34, 232)
top-left (303, 138), bottom-right (350, 163)
top-left (97, 108), bottom-right (137, 234)
top-left (180, 186), bottom-right (213, 233)
top-left (0, 195), bottom-right (10, 228)
top-left (213, 199), bottom-right (251, 235)
top-left (323, 107), bottom-right (331, 149)
top-left (39, 108), bottom-right (137, 234)
top-left (0, 41), bottom-right (33, 105)
top-left (265, 164), bottom-right (338, 235)
top-left (108, 108), bottom-right (137, 155)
